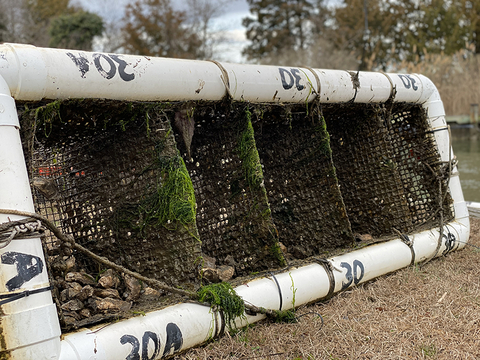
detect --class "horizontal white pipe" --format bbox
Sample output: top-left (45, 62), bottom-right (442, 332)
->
top-left (0, 44), bottom-right (227, 101)
top-left (0, 43), bottom-right (445, 105)
top-left (58, 218), bottom-right (469, 360)
top-left (0, 44), bottom-right (470, 359)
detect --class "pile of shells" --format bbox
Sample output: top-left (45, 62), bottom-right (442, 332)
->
top-left (200, 255), bottom-right (235, 283)
top-left (47, 245), bottom-right (238, 329)
top-left (48, 250), bottom-right (160, 329)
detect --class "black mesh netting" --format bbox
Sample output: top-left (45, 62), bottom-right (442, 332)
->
top-left (388, 104), bottom-right (453, 228)
top-left (324, 103), bottom-right (453, 237)
top-left (176, 102), bottom-right (285, 274)
top-left (21, 100), bottom-right (201, 286)
top-left (16, 98), bottom-right (453, 329)
top-left (252, 105), bottom-right (353, 258)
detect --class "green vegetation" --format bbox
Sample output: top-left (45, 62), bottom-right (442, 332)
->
top-left (269, 309), bottom-right (297, 323)
top-left (49, 10), bottom-right (104, 50)
top-left (197, 282), bottom-right (246, 329)
top-left (315, 115), bottom-right (332, 157)
top-left (238, 108), bottom-right (264, 190)
top-left (143, 153), bottom-right (196, 230)
top-left (420, 343), bottom-right (437, 358)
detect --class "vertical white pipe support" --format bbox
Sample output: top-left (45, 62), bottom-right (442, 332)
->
top-left (0, 75), bottom-right (61, 359)
top-left (416, 74), bottom-right (470, 247)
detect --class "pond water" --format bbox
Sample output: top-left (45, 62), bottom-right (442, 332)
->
top-left (452, 136), bottom-right (480, 202)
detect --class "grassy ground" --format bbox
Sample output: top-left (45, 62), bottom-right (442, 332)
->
top-left (179, 217), bottom-right (480, 360)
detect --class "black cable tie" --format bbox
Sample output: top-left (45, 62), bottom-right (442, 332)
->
top-left (0, 285), bottom-right (53, 306)
top-left (427, 127), bottom-right (449, 134)
top-left (269, 272), bottom-right (283, 311)
top-left (442, 225), bottom-right (456, 256)
top-left (294, 311), bottom-right (324, 331)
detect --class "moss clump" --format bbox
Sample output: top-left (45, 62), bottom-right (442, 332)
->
top-left (116, 120), bottom-right (197, 236)
top-left (315, 115), bottom-right (333, 157)
top-left (197, 282), bottom-right (246, 329)
top-left (233, 106), bottom-right (287, 268)
top-left (149, 154), bottom-right (196, 229)
top-left (269, 242), bottom-right (287, 267)
top-left (238, 108), bottom-right (264, 190)
top-left (269, 309), bottom-right (297, 323)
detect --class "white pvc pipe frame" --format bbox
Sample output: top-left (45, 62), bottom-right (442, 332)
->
top-left (0, 44), bottom-right (470, 360)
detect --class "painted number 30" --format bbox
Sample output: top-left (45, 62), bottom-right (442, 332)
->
top-left (340, 260), bottom-right (365, 290)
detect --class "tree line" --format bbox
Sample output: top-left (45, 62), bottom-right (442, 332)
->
top-left (0, 0), bottom-right (479, 70)
top-left (243, 0), bottom-right (480, 70)
top-left (0, 0), bottom-right (225, 59)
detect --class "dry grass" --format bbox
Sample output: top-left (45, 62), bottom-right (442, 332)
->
top-left (179, 218), bottom-right (480, 360)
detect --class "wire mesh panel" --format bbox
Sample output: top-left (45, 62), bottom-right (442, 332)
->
top-left (252, 104), bottom-right (354, 258)
top-left (325, 104), bottom-right (414, 237)
top-left (16, 98), bottom-right (453, 329)
top-left (176, 103), bottom-right (286, 275)
top-left (20, 100), bottom-right (201, 286)
top-left (388, 104), bottom-right (454, 227)
top-left (324, 103), bottom-right (453, 237)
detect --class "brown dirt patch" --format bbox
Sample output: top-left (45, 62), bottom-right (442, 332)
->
top-left (179, 217), bottom-right (480, 360)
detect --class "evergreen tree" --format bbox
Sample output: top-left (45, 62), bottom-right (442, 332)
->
top-left (333, 0), bottom-right (474, 69)
top-left (242, 0), bottom-right (314, 61)
top-left (49, 10), bottom-right (104, 50)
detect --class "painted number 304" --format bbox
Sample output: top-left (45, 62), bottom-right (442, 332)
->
top-left (121, 323), bottom-right (183, 360)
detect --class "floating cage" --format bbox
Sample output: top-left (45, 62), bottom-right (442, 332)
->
top-left (0, 44), bottom-right (469, 359)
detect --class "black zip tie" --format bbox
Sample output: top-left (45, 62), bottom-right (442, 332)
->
top-left (217, 309), bottom-right (226, 338)
top-left (268, 272), bottom-right (283, 311)
top-left (295, 311), bottom-right (324, 331)
top-left (427, 127), bottom-right (449, 134)
top-left (313, 258), bottom-right (335, 300)
top-left (0, 285), bottom-right (53, 306)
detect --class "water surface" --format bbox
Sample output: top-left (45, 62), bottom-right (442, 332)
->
top-left (452, 137), bottom-right (480, 202)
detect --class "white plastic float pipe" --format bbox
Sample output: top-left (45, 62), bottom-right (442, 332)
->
top-left (0, 43), bottom-right (470, 360)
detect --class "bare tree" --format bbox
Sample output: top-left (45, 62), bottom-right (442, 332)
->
top-left (185, 0), bottom-right (228, 59)
top-left (0, 0), bottom-right (37, 44)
